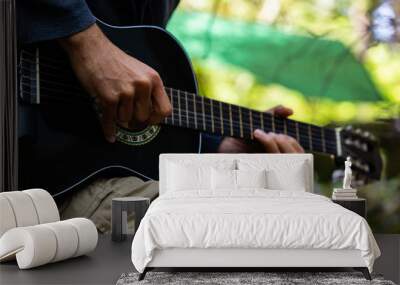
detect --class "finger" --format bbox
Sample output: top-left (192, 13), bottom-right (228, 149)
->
top-left (253, 129), bottom-right (280, 153)
top-left (147, 75), bottom-right (172, 125)
top-left (288, 136), bottom-right (305, 153)
top-left (133, 79), bottom-right (152, 124)
top-left (267, 105), bottom-right (293, 118)
top-left (275, 134), bottom-right (296, 153)
top-left (100, 96), bottom-right (118, 143)
top-left (117, 89), bottom-right (134, 126)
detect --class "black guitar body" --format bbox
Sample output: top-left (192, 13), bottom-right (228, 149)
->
top-left (18, 22), bottom-right (200, 197)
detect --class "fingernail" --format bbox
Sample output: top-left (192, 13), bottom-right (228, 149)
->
top-left (254, 129), bottom-right (264, 137)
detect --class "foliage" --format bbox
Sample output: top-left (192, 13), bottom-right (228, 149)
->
top-left (174, 0), bottom-right (400, 123)
top-left (172, 0), bottom-right (400, 232)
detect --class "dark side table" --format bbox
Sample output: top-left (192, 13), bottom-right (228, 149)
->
top-left (332, 198), bottom-right (366, 218)
top-left (112, 197), bottom-right (150, 242)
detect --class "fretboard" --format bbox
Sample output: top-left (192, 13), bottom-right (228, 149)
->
top-left (164, 87), bottom-right (338, 155)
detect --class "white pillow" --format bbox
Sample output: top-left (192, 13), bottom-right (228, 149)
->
top-left (211, 168), bottom-right (237, 190)
top-left (236, 169), bottom-right (267, 188)
top-left (265, 167), bottom-right (307, 191)
top-left (238, 159), bottom-right (309, 191)
top-left (166, 162), bottom-right (211, 191)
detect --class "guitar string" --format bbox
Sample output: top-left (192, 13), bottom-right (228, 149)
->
top-left (19, 85), bottom-right (337, 151)
top-left (18, 57), bottom-right (336, 135)
top-left (20, 59), bottom-right (297, 118)
top-left (18, 56), bottom-right (336, 132)
top-left (21, 51), bottom-right (375, 169)
top-left (19, 60), bottom-right (337, 147)
top-left (19, 65), bottom-right (335, 139)
top-left (19, 75), bottom-right (337, 147)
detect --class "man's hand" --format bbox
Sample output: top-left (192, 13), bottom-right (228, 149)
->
top-left (218, 105), bottom-right (304, 153)
top-left (59, 24), bottom-right (172, 143)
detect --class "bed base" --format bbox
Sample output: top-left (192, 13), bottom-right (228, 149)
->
top-left (138, 267), bottom-right (371, 281)
top-left (138, 248), bottom-right (372, 281)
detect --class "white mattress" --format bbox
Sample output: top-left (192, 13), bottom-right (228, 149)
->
top-left (131, 190), bottom-right (380, 273)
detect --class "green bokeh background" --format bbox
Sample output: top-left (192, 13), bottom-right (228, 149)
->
top-left (167, 0), bottom-right (400, 233)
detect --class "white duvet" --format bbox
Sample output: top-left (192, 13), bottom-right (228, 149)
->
top-left (131, 190), bottom-right (380, 273)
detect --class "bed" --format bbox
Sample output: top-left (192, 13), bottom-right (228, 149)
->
top-left (131, 154), bottom-right (380, 280)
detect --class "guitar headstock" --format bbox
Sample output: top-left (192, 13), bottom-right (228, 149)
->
top-left (338, 125), bottom-right (383, 182)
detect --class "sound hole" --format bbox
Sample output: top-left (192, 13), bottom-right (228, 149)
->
top-left (116, 125), bottom-right (161, 146)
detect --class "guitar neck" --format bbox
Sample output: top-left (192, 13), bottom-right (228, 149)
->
top-left (163, 88), bottom-right (339, 156)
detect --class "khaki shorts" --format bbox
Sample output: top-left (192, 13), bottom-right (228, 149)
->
top-left (60, 176), bottom-right (159, 233)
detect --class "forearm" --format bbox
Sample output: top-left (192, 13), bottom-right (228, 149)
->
top-left (17, 0), bottom-right (95, 44)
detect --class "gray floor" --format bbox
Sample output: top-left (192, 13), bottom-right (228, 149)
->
top-left (0, 235), bottom-right (133, 285)
top-left (1, 234), bottom-right (399, 285)
top-left (374, 234), bottom-right (400, 284)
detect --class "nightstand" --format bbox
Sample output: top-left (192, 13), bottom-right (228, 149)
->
top-left (112, 197), bottom-right (150, 242)
top-left (332, 198), bottom-right (366, 218)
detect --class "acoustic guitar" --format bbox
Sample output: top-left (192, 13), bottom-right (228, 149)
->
top-left (18, 19), bottom-right (382, 198)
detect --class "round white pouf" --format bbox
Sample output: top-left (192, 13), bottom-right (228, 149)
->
top-left (0, 196), bottom-right (17, 237)
top-left (66, 218), bottom-right (98, 257)
top-left (0, 218), bottom-right (98, 269)
top-left (1, 192), bottom-right (39, 227)
top-left (42, 221), bottom-right (79, 262)
top-left (23, 189), bottom-right (60, 224)
top-left (0, 226), bottom-right (57, 269)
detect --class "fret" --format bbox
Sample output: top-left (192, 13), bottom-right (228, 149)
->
top-left (177, 90), bottom-right (182, 126)
top-left (170, 89), bottom-right (174, 125)
top-left (186, 91), bottom-right (197, 130)
top-left (249, 110), bottom-right (254, 139)
top-left (229, 104), bottom-right (233, 136)
top-left (210, 99), bottom-right (215, 133)
top-left (262, 112), bottom-right (273, 133)
top-left (251, 110), bottom-right (262, 132)
top-left (241, 108), bottom-right (253, 138)
top-left (219, 101), bottom-right (224, 135)
top-left (272, 115), bottom-right (276, 132)
top-left (163, 87), bottom-right (339, 156)
top-left (211, 99), bottom-right (222, 134)
top-left (311, 125), bottom-right (323, 153)
top-left (286, 119), bottom-right (297, 139)
top-left (274, 117), bottom-right (285, 134)
top-left (220, 102), bottom-right (232, 137)
top-left (184, 91), bottom-right (189, 127)
top-left (232, 106), bottom-right (243, 138)
top-left (192, 92), bottom-right (197, 129)
top-left (201, 96), bottom-right (206, 130)
top-left (260, 112), bottom-right (264, 131)
top-left (283, 119), bottom-right (287, 135)
top-left (298, 122), bottom-right (310, 151)
top-left (238, 107), bottom-right (244, 138)
top-left (325, 128), bottom-right (338, 155)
